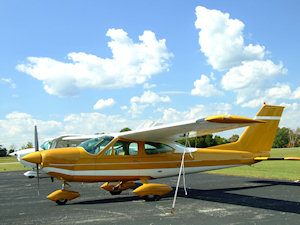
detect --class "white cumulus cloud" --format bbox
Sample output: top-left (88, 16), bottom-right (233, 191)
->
top-left (279, 102), bottom-right (300, 129)
top-left (291, 87), bottom-right (300, 99)
top-left (158, 103), bottom-right (232, 124)
top-left (128, 91), bottom-right (171, 118)
top-left (93, 98), bottom-right (115, 110)
top-left (195, 6), bottom-right (265, 71)
top-left (195, 6), bottom-right (292, 107)
top-left (130, 90), bottom-right (170, 105)
top-left (191, 74), bottom-right (223, 97)
top-left (0, 111), bottom-right (140, 149)
top-left (0, 112), bottom-right (63, 148)
top-left (16, 29), bottom-right (173, 97)
top-left (1, 78), bottom-right (16, 89)
top-left (241, 83), bottom-right (300, 108)
top-left (143, 83), bottom-right (157, 89)
top-left (222, 60), bottom-right (287, 91)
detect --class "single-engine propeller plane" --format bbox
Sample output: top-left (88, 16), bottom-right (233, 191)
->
top-left (22, 105), bottom-right (299, 205)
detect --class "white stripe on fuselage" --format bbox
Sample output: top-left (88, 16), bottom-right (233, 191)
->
top-left (42, 165), bottom-right (241, 179)
top-left (47, 158), bottom-right (248, 167)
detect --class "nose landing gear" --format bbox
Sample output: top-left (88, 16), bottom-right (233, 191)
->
top-left (47, 181), bottom-right (80, 205)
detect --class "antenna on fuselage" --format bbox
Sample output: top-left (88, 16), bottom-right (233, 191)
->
top-left (171, 132), bottom-right (190, 214)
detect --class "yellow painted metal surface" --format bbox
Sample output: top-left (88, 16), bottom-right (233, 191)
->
top-left (133, 183), bottom-right (172, 197)
top-left (47, 189), bottom-right (80, 201)
top-left (22, 151), bottom-right (42, 164)
top-left (206, 115), bottom-right (264, 124)
top-left (101, 181), bottom-right (135, 192)
top-left (209, 105), bottom-right (284, 155)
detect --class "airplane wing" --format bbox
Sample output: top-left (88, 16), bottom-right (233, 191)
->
top-left (118, 115), bottom-right (264, 142)
top-left (62, 135), bottom-right (100, 142)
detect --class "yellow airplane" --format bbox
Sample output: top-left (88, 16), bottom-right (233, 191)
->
top-left (22, 104), bottom-right (299, 205)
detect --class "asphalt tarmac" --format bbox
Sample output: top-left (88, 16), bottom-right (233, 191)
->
top-left (0, 171), bottom-right (300, 225)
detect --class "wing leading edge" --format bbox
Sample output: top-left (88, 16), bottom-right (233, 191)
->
top-left (118, 115), bottom-right (263, 142)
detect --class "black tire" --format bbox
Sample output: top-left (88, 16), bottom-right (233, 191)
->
top-left (56, 199), bottom-right (67, 205)
top-left (28, 176), bottom-right (34, 179)
top-left (109, 190), bottom-right (122, 195)
top-left (143, 195), bottom-right (161, 201)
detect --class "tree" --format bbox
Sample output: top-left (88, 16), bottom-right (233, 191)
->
top-left (120, 127), bottom-right (132, 132)
top-left (215, 135), bottom-right (229, 145)
top-left (21, 142), bottom-right (33, 149)
top-left (8, 144), bottom-right (16, 154)
top-left (288, 128), bottom-right (300, 148)
top-left (228, 134), bottom-right (239, 143)
top-left (272, 127), bottom-right (289, 148)
top-left (296, 128), bottom-right (300, 147)
top-left (205, 135), bottom-right (215, 147)
top-left (0, 145), bottom-right (7, 157)
top-left (177, 134), bottom-right (227, 148)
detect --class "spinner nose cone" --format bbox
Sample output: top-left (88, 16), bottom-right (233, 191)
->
top-left (22, 151), bottom-right (42, 164)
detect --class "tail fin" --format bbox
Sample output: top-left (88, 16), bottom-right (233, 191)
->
top-left (210, 105), bottom-right (284, 155)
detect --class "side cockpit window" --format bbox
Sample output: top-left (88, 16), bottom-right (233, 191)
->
top-left (79, 136), bottom-right (114, 155)
top-left (104, 140), bottom-right (138, 156)
top-left (145, 142), bottom-right (173, 155)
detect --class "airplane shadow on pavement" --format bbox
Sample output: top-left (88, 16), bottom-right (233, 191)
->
top-left (73, 180), bottom-right (300, 214)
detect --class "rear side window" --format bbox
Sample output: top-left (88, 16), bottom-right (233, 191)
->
top-left (145, 142), bottom-right (173, 155)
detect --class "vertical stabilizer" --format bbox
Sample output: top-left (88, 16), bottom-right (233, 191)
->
top-left (210, 105), bottom-right (284, 155)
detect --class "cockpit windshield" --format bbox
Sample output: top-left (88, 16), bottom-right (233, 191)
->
top-left (40, 141), bottom-right (52, 150)
top-left (79, 136), bottom-right (114, 155)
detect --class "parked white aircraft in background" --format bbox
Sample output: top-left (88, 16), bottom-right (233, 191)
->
top-left (10, 134), bottom-right (98, 178)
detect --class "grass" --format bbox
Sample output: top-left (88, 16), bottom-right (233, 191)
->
top-left (0, 156), bottom-right (30, 172)
top-left (205, 148), bottom-right (300, 181)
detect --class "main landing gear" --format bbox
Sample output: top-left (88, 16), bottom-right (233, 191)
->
top-left (132, 179), bottom-right (172, 201)
top-left (47, 179), bottom-right (173, 205)
top-left (47, 181), bottom-right (80, 205)
top-left (101, 179), bottom-right (172, 202)
top-left (101, 181), bottom-right (136, 195)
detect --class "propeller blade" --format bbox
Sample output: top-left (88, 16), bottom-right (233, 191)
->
top-left (34, 125), bottom-right (39, 152)
top-left (34, 125), bottom-right (40, 195)
top-left (36, 163), bottom-right (40, 195)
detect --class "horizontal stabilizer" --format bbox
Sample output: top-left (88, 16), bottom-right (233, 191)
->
top-left (254, 157), bottom-right (300, 161)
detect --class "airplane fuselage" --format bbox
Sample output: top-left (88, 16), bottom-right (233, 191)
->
top-left (36, 137), bottom-right (260, 183)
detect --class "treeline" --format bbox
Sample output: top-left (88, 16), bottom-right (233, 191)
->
top-left (177, 134), bottom-right (239, 148)
top-left (272, 127), bottom-right (300, 148)
top-left (176, 127), bottom-right (300, 148)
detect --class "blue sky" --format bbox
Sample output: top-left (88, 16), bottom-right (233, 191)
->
top-left (1, 0), bottom-right (300, 149)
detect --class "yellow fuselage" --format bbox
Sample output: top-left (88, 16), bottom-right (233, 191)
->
top-left (37, 141), bottom-right (259, 183)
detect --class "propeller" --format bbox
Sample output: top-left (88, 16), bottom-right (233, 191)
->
top-left (34, 125), bottom-right (40, 195)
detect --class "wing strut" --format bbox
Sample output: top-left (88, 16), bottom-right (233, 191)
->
top-left (171, 133), bottom-right (191, 214)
